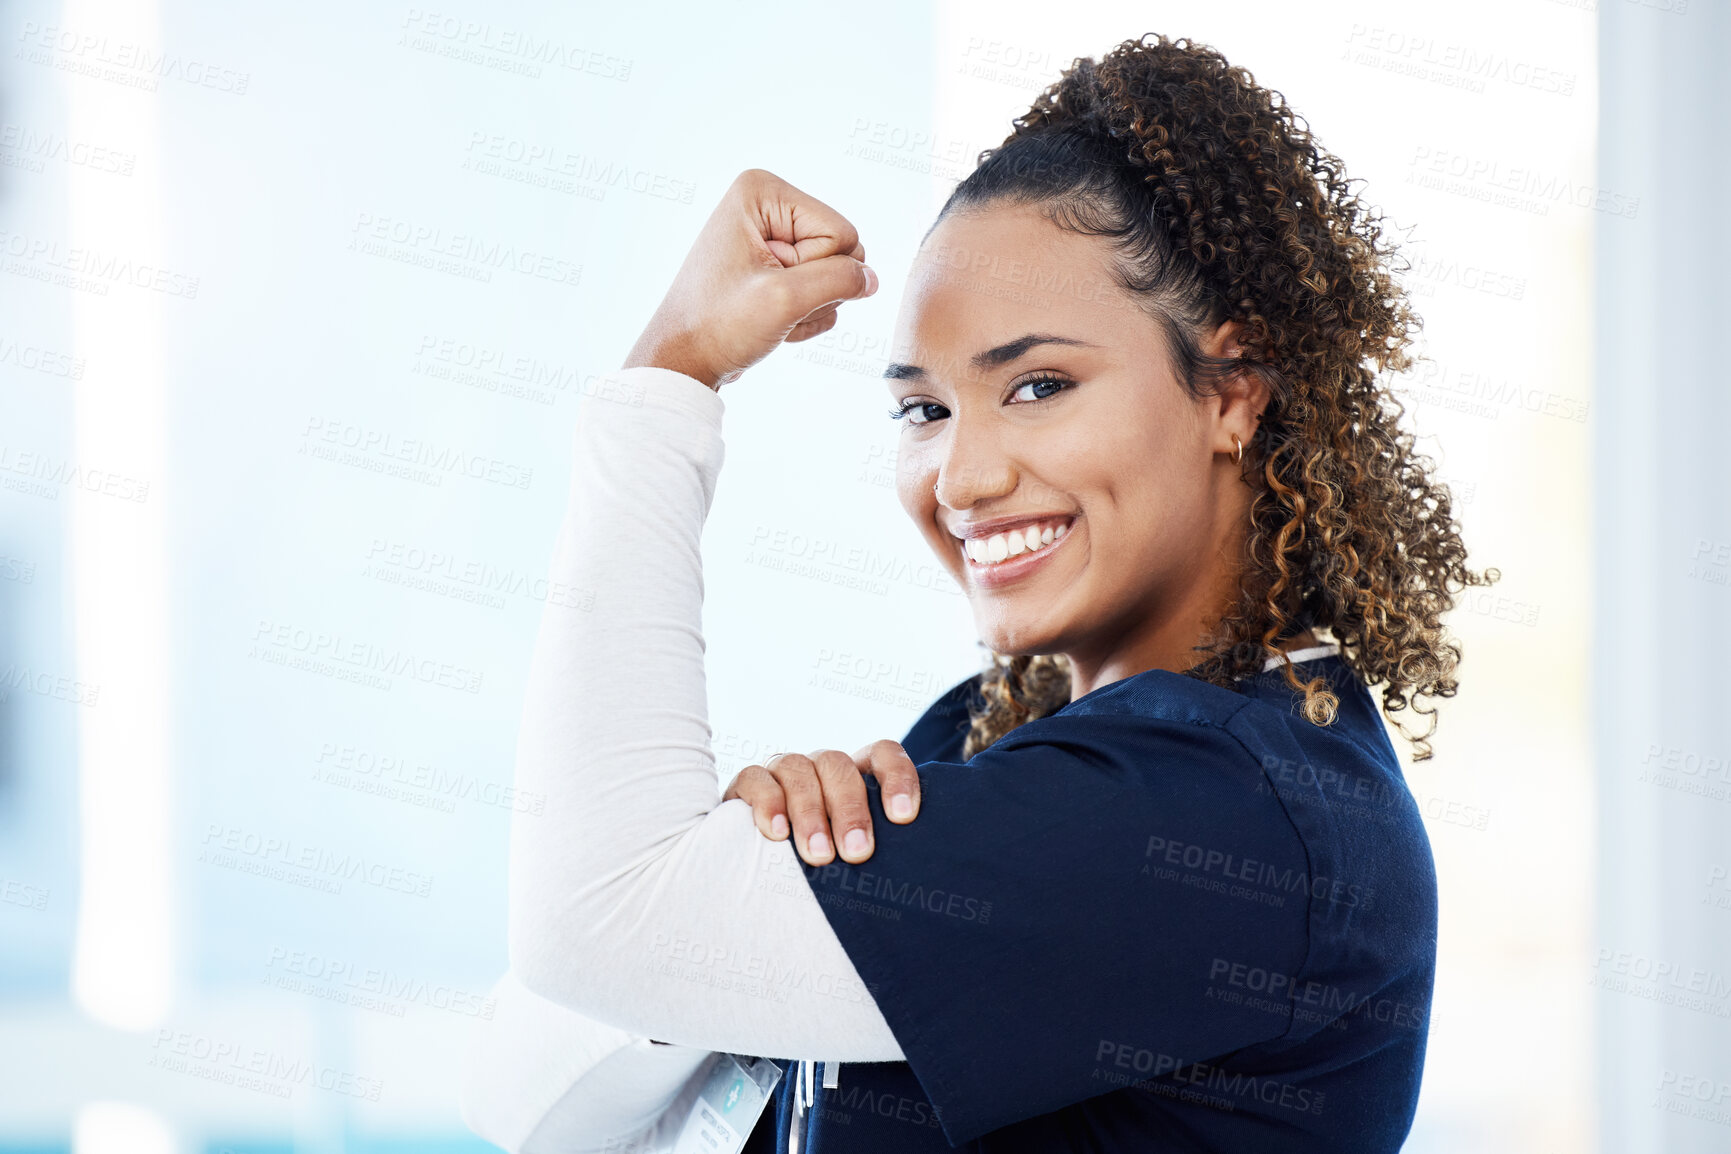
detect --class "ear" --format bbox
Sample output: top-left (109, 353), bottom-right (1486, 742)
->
top-left (1204, 319), bottom-right (1270, 450)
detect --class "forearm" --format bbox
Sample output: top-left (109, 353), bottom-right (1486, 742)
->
top-left (507, 365), bottom-right (903, 1060)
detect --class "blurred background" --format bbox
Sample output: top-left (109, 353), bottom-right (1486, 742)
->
top-left (0, 0), bottom-right (1723, 1150)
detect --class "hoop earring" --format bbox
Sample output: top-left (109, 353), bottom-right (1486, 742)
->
top-left (1232, 435), bottom-right (1244, 465)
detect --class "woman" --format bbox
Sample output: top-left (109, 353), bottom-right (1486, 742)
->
top-left (461, 33), bottom-right (1491, 1154)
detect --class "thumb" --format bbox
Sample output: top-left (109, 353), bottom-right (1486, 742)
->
top-left (774, 255), bottom-right (878, 323)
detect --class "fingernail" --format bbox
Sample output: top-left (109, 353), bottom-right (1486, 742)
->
top-left (844, 829), bottom-right (869, 857)
top-left (770, 814), bottom-right (788, 839)
top-left (861, 265), bottom-right (878, 295)
top-left (808, 831), bottom-right (831, 858)
top-left (888, 794), bottom-right (913, 820)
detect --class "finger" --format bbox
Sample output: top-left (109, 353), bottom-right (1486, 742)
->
top-left (772, 255), bottom-right (877, 332)
top-left (810, 749), bottom-right (875, 863)
top-left (789, 300), bottom-right (839, 333)
top-left (785, 308), bottom-right (840, 344)
top-left (747, 172), bottom-right (862, 266)
top-left (854, 739), bottom-right (921, 822)
top-left (724, 764), bottom-right (790, 841)
top-left (767, 753), bottom-right (835, 866)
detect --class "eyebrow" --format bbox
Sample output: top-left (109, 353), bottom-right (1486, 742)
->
top-left (883, 333), bottom-right (1100, 382)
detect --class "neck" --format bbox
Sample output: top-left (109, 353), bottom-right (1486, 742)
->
top-left (1061, 463), bottom-right (1312, 703)
top-left (1064, 625), bottom-right (1319, 703)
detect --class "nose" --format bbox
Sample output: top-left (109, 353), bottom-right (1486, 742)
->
top-left (932, 414), bottom-right (1017, 510)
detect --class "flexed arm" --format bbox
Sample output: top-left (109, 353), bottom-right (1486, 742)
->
top-left (504, 172), bottom-right (903, 1060)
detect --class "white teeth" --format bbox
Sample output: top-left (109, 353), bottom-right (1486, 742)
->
top-left (961, 520), bottom-right (1071, 567)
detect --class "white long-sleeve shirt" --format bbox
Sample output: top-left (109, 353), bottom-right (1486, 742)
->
top-left (459, 362), bottom-right (1344, 1152)
top-left (463, 364), bottom-right (905, 1154)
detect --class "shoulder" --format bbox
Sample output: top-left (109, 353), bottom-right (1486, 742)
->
top-left (902, 660), bottom-right (1400, 817)
top-left (996, 667), bottom-right (1265, 784)
top-left (903, 665), bottom-right (1268, 780)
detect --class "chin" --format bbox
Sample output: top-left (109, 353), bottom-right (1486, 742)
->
top-left (971, 612), bottom-right (1058, 658)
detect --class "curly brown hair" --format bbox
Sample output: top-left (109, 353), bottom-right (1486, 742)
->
top-left (942, 33), bottom-right (1499, 763)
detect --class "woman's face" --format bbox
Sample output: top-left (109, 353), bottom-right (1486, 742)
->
top-left (888, 202), bottom-right (1261, 683)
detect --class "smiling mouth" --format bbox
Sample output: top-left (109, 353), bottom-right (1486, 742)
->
top-left (955, 515), bottom-right (1074, 569)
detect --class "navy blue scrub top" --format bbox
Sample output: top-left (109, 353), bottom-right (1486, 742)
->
top-left (741, 652), bottom-right (1437, 1153)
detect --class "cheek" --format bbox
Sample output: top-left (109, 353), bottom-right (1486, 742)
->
top-left (894, 441), bottom-right (935, 510)
top-left (1104, 448), bottom-right (1211, 567)
top-left (1062, 414), bottom-right (1200, 558)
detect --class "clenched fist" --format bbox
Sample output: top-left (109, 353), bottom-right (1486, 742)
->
top-left (623, 168), bottom-right (879, 390)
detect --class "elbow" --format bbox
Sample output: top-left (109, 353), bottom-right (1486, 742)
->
top-left (508, 879), bottom-right (613, 1020)
top-left (506, 801), bottom-right (625, 1018)
top-left (506, 823), bottom-right (686, 1033)
top-left (509, 900), bottom-right (577, 1013)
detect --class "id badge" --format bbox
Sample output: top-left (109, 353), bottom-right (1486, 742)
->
top-left (670, 1053), bottom-right (784, 1154)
